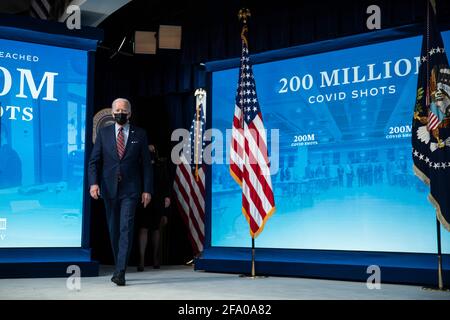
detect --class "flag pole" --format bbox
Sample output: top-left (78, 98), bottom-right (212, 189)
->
top-left (251, 237), bottom-right (256, 277)
top-left (246, 7), bottom-right (255, 282)
top-left (436, 218), bottom-right (444, 290)
top-left (422, 0), bottom-right (448, 291)
top-left (241, 234), bottom-right (261, 279)
top-left (236, 8), bottom-right (266, 279)
top-left (239, 7), bottom-right (254, 279)
top-left (428, 0), bottom-right (447, 292)
top-left (424, 219), bottom-right (448, 291)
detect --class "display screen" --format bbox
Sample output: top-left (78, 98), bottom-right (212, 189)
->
top-left (210, 31), bottom-right (450, 253)
top-left (0, 37), bottom-right (88, 247)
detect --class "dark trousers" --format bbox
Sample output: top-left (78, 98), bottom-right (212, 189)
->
top-left (104, 194), bottom-right (138, 275)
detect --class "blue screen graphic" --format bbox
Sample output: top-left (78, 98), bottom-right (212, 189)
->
top-left (0, 38), bottom-right (88, 247)
top-left (211, 31), bottom-right (450, 253)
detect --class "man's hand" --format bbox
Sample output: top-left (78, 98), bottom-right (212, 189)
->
top-left (142, 192), bottom-right (151, 208)
top-left (90, 184), bottom-right (100, 200)
top-left (164, 197), bottom-right (171, 208)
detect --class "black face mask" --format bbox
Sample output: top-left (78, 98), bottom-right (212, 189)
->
top-left (114, 113), bottom-right (128, 125)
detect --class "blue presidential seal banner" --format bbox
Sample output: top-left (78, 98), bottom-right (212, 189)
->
top-left (412, 3), bottom-right (450, 231)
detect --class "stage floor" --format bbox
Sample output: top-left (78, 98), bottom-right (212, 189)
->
top-left (0, 265), bottom-right (449, 300)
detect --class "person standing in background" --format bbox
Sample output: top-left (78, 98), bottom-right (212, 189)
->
top-left (136, 144), bottom-right (171, 271)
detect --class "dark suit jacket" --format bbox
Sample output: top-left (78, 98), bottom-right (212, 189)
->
top-left (88, 124), bottom-right (153, 199)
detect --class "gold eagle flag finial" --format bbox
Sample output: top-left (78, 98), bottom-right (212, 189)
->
top-left (194, 88), bottom-right (206, 100)
top-left (238, 8), bottom-right (251, 24)
top-left (194, 88), bottom-right (206, 181)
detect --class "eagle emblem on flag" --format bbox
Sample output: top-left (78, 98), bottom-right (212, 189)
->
top-left (414, 65), bottom-right (450, 152)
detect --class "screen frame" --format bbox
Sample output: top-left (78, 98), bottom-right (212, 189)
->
top-left (0, 14), bottom-right (102, 251)
top-left (204, 21), bottom-right (450, 255)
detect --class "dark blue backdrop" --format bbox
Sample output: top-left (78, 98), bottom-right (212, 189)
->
top-left (91, 0), bottom-right (450, 277)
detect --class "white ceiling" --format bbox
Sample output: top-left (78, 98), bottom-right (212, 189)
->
top-left (0, 0), bottom-right (132, 27)
top-left (64, 0), bottom-right (132, 27)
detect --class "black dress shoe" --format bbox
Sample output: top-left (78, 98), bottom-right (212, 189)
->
top-left (153, 265), bottom-right (160, 269)
top-left (111, 272), bottom-right (126, 286)
top-left (137, 266), bottom-right (144, 272)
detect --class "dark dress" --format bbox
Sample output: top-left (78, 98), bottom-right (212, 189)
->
top-left (136, 157), bottom-right (170, 230)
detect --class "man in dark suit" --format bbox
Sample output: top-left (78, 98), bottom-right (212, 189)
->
top-left (89, 98), bottom-right (152, 286)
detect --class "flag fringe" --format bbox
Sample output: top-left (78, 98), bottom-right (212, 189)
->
top-left (413, 163), bottom-right (430, 185)
top-left (428, 193), bottom-right (450, 232)
top-left (242, 205), bottom-right (276, 239)
top-left (229, 168), bottom-right (243, 187)
top-left (413, 164), bottom-right (450, 232)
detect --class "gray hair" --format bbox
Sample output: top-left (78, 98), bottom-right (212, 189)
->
top-left (112, 98), bottom-right (132, 112)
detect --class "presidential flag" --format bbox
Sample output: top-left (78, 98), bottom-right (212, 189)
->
top-left (173, 91), bottom-right (206, 255)
top-left (230, 23), bottom-right (275, 238)
top-left (412, 0), bottom-right (450, 231)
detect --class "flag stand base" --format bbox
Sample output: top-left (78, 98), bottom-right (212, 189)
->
top-left (240, 238), bottom-right (268, 279)
top-left (421, 230), bottom-right (449, 292)
top-left (421, 286), bottom-right (450, 292)
top-left (185, 259), bottom-right (194, 266)
top-left (239, 274), bottom-right (268, 279)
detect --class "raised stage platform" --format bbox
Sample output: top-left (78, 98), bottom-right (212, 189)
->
top-left (195, 248), bottom-right (450, 287)
top-left (0, 265), bottom-right (449, 300)
top-left (0, 248), bottom-right (99, 279)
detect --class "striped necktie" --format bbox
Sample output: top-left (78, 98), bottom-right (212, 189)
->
top-left (117, 127), bottom-right (125, 159)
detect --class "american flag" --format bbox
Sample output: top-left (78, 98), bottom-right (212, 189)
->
top-left (427, 88), bottom-right (442, 130)
top-left (427, 82), bottom-right (442, 130)
top-left (30, 0), bottom-right (51, 19)
top-left (173, 95), bottom-right (206, 255)
top-left (230, 25), bottom-right (275, 238)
